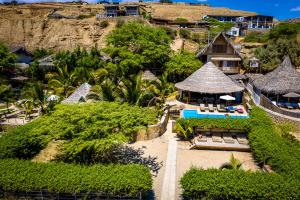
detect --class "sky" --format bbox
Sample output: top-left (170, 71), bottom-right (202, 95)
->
top-left (1, 0), bottom-right (300, 20)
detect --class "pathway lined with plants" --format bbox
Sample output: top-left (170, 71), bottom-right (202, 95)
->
top-left (161, 121), bottom-right (178, 200)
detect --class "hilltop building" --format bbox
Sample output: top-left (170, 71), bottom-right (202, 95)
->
top-left (197, 32), bottom-right (242, 74)
top-left (98, 4), bottom-right (140, 18)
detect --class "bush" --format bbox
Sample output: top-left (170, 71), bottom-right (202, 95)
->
top-left (0, 102), bottom-right (158, 160)
top-left (244, 31), bottom-right (269, 43)
top-left (116, 19), bottom-right (125, 28)
top-left (100, 20), bottom-right (109, 28)
top-left (181, 168), bottom-right (300, 199)
top-left (179, 29), bottom-right (191, 39)
top-left (160, 26), bottom-right (177, 40)
top-left (0, 159), bottom-right (152, 197)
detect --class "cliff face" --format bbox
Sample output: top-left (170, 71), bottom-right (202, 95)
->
top-left (0, 3), bottom-right (112, 52)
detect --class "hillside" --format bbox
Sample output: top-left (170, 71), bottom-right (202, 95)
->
top-left (0, 2), bottom-right (256, 52)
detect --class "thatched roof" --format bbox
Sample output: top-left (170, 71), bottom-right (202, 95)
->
top-left (62, 83), bottom-right (91, 104)
top-left (175, 62), bottom-right (244, 94)
top-left (196, 32), bottom-right (242, 58)
top-left (283, 92), bottom-right (300, 98)
top-left (142, 70), bottom-right (159, 82)
top-left (253, 57), bottom-right (300, 95)
top-left (38, 55), bottom-right (55, 69)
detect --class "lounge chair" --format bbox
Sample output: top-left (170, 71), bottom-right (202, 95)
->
top-left (197, 135), bottom-right (207, 142)
top-left (285, 103), bottom-right (294, 109)
top-left (291, 103), bottom-right (299, 109)
top-left (236, 107), bottom-right (244, 114)
top-left (208, 104), bottom-right (215, 112)
top-left (223, 133), bottom-right (235, 144)
top-left (212, 133), bottom-right (222, 143)
top-left (217, 104), bottom-right (226, 112)
top-left (227, 106), bottom-right (235, 113)
top-left (277, 102), bottom-right (285, 107)
top-left (237, 134), bottom-right (248, 145)
top-left (200, 104), bottom-right (206, 112)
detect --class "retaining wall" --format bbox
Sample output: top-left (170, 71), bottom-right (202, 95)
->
top-left (136, 108), bottom-right (169, 141)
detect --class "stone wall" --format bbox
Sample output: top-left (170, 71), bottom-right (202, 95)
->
top-left (267, 112), bottom-right (300, 130)
top-left (136, 108), bottom-right (169, 141)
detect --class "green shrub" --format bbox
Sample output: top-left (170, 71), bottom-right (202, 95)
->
top-left (179, 29), bottom-right (191, 39)
top-left (116, 18), bottom-right (125, 27)
top-left (100, 20), bottom-right (109, 28)
top-left (0, 102), bottom-right (158, 160)
top-left (181, 168), bottom-right (300, 200)
top-left (244, 31), bottom-right (269, 43)
top-left (0, 159), bottom-right (152, 197)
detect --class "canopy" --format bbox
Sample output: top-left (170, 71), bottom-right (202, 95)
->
top-left (220, 95), bottom-right (236, 101)
top-left (283, 92), bottom-right (300, 98)
top-left (211, 57), bottom-right (241, 61)
top-left (175, 62), bottom-right (244, 94)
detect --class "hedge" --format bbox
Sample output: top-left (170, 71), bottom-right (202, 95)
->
top-left (180, 107), bottom-right (300, 199)
top-left (181, 168), bottom-right (300, 200)
top-left (0, 159), bottom-right (152, 197)
top-left (176, 118), bottom-right (251, 130)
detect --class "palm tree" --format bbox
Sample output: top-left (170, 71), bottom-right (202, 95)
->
top-left (220, 154), bottom-right (243, 170)
top-left (47, 65), bottom-right (76, 97)
top-left (0, 84), bottom-right (13, 117)
top-left (16, 99), bottom-right (34, 119)
top-left (118, 73), bottom-right (152, 106)
top-left (87, 78), bottom-right (117, 102)
top-left (175, 122), bottom-right (193, 140)
top-left (24, 82), bottom-right (47, 114)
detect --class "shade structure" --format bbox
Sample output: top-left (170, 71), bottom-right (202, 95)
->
top-left (283, 92), bottom-right (300, 98)
top-left (175, 62), bottom-right (244, 94)
top-left (220, 95), bottom-right (236, 101)
top-left (62, 83), bottom-right (91, 104)
top-left (253, 56), bottom-right (300, 95)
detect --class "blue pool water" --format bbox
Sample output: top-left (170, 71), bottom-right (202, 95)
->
top-left (182, 109), bottom-right (249, 119)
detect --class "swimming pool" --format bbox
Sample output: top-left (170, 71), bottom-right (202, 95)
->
top-left (182, 109), bottom-right (249, 119)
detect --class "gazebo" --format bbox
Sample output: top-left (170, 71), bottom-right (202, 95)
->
top-left (253, 56), bottom-right (300, 103)
top-left (175, 62), bottom-right (244, 104)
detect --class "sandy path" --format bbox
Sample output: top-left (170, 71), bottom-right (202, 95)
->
top-left (171, 38), bottom-right (183, 52)
top-left (128, 125), bottom-right (170, 199)
top-left (175, 142), bottom-right (259, 199)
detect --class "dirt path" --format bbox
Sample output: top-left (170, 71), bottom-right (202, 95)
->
top-left (32, 140), bottom-right (63, 163)
top-left (171, 38), bottom-right (183, 52)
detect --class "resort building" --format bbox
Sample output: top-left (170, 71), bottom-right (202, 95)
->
top-left (104, 4), bottom-right (119, 17)
top-left (175, 62), bottom-right (244, 105)
top-left (197, 32), bottom-right (243, 74)
top-left (124, 5), bottom-right (140, 16)
top-left (248, 57), bottom-right (300, 118)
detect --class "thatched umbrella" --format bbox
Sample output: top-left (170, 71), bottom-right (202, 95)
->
top-left (62, 83), bottom-right (91, 104)
top-left (175, 62), bottom-right (244, 94)
top-left (142, 70), bottom-right (160, 83)
top-left (283, 92), bottom-right (300, 102)
top-left (253, 56), bottom-right (300, 96)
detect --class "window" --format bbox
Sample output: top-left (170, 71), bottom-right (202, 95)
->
top-left (224, 61), bottom-right (236, 67)
top-left (212, 45), bottom-right (226, 53)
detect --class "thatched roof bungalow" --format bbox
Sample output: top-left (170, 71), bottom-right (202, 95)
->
top-left (253, 57), bottom-right (300, 95)
top-left (175, 62), bottom-right (244, 103)
top-left (38, 55), bottom-right (56, 70)
top-left (175, 62), bottom-right (244, 94)
top-left (62, 83), bottom-right (91, 104)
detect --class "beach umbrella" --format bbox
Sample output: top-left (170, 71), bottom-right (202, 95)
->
top-left (220, 95), bottom-right (236, 106)
top-left (220, 95), bottom-right (236, 101)
top-left (47, 95), bottom-right (59, 102)
top-left (283, 92), bottom-right (300, 102)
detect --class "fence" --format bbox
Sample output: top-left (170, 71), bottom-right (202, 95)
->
top-left (1, 190), bottom-right (142, 200)
top-left (260, 95), bottom-right (300, 119)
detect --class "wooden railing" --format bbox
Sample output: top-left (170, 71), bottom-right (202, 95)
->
top-left (260, 95), bottom-right (300, 119)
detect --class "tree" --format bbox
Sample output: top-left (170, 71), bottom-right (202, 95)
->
top-left (47, 66), bottom-right (76, 97)
top-left (175, 122), bottom-right (193, 140)
top-left (0, 84), bottom-right (13, 116)
top-left (165, 51), bottom-right (202, 82)
top-left (107, 22), bottom-right (171, 71)
top-left (0, 42), bottom-right (16, 72)
top-left (24, 82), bottom-right (47, 114)
top-left (220, 154), bottom-right (243, 170)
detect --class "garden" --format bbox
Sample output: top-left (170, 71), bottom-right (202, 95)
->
top-left (0, 102), bottom-right (158, 198)
top-left (179, 107), bottom-right (300, 199)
